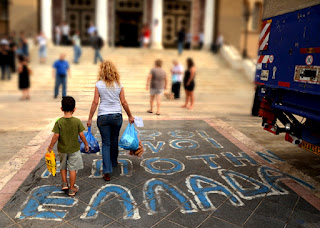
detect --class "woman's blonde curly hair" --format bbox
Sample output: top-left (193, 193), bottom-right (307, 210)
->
top-left (98, 60), bottom-right (121, 87)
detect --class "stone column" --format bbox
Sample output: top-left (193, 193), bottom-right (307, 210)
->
top-left (151, 0), bottom-right (163, 49)
top-left (96, 0), bottom-right (108, 44)
top-left (41, 0), bottom-right (53, 41)
top-left (203, 0), bottom-right (215, 50)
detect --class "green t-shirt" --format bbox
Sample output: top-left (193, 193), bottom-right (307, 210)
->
top-left (52, 117), bottom-right (85, 153)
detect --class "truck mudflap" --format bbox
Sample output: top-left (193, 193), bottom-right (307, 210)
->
top-left (285, 133), bottom-right (320, 157)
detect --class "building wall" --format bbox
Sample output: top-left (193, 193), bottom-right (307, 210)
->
top-left (9, 0), bottom-right (38, 36)
top-left (217, 0), bottom-right (243, 50)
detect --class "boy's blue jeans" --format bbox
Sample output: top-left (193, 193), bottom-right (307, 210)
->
top-left (54, 74), bottom-right (67, 97)
top-left (74, 45), bottom-right (82, 63)
top-left (94, 48), bottom-right (103, 64)
top-left (97, 114), bottom-right (123, 174)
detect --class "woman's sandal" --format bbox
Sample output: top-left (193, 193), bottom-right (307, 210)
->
top-left (156, 113), bottom-right (160, 115)
top-left (147, 110), bottom-right (153, 113)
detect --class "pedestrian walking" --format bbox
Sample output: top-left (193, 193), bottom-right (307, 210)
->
top-left (171, 60), bottom-right (184, 99)
top-left (36, 32), bottom-right (47, 64)
top-left (19, 31), bottom-right (29, 58)
top-left (48, 96), bottom-right (89, 196)
top-left (182, 58), bottom-right (196, 110)
top-left (53, 54), bottom-right (70, 98)
top-left (55, 23), bottom-right (62, 45)
top-left (87, 60), bottom-right (134, 181)
top-left (177, 28), bottom-right (186, 55)
top-left (8, 36), bottom-right (17, 73)
top-left (214, 33), bottom-right (224, 53)
top-left (61, 21), bottom-right (70, 45)
top-left (0, 44), bottom-right (11, 80)
top-left (72, 31), bottom-right (82, 64)
top-left (91, 31), bottom-right (103, 64)
top-left (185, 31), bottom-right (192, 49)
top-left (143, 24), bottom-right (151, 48)
top-left (18, 55), bottom-right (31, 100)
top-left (198, 32), bottom-right (204, 49)
top-left (146, 59), bottom-right (167, 115)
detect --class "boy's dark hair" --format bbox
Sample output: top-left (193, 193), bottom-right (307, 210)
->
top-left (61, 96), bottom-right (75, 112)
top-left (155, 59), bottom-right (162, 67)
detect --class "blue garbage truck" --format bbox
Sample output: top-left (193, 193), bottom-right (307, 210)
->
top-left (254, 0), bottom-right (320, 156)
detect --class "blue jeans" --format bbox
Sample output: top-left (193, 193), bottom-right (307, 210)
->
top-left (74, 45), bottom-right (82, 63)
top-left (97, 114), bottom-right (123, 174)
top-left (39, 45), bottom-right (47, 58)
top-left (178, 42), bottom-right (184, 55)
top-left (1, 65), bottom-right (11, 80)
top-left (54, 74), bottom-right (67, 97)
top-left (94, 48), bottom-right (103, 64)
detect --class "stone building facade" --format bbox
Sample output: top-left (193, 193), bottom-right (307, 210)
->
top-left (1, 0), bottom-right (264, 58)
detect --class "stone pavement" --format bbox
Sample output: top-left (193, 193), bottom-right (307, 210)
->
top-left (1, 119), bottom-right (320, 228)
top-left (0, 47), bottom-right (320, 227)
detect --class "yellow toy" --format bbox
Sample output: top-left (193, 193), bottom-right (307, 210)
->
top-left (45, 149), bottom-right (57, 176)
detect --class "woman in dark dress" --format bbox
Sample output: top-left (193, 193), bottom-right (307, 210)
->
top-left (18, 55), bottom-right (31, 100)
top-left (182, 58), bottom-right (196, 110)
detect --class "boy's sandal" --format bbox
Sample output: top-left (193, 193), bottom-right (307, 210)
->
top-left (61, 182), bottom-right (69, 190)
top-left (68, 186), bottom-right (78, 196)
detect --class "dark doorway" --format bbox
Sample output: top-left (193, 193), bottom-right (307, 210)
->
top-left (116, 12), bottom-right (142, 47)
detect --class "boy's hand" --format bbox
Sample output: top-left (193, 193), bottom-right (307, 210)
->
top-left (85, 145), bottom-right (90, 152)
top-left (87, 119), bottom-right (92, 127)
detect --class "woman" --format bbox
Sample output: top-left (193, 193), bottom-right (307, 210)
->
top-left (146, 59), bottom-right (167, 115)
top-left (18, 55), bottom-right (31, 100)
top-left (87, 60), bottom-right (134, 181)
top-left (182, 58), bottom-right (196, 110)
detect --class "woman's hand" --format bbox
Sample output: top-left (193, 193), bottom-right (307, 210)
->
top-left (87, 119), bottom-right (92, 127)
top-left (128, 116), bottom-right (135, 124)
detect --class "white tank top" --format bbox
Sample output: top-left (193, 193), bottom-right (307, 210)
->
top-left (96, 80), bottom-right (123, 116)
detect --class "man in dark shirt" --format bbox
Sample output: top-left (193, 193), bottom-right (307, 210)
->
top-left (177, 28), bottom-right (186, 55)
top-left (91, 31), bottom-right (103, 64)
top-left (0, 44), bottom-right (11, 80)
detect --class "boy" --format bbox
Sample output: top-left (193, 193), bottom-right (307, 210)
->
top-left (48, 96), bottom-right (89, 196)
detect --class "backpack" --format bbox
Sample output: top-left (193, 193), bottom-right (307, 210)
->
top-left (97, 36), bottom-right (104, 49)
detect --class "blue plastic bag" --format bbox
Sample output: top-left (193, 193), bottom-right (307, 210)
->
top-left (80, 126), bottom-right (100, 153)
top-left (119, 124), bottom-right (139, 151)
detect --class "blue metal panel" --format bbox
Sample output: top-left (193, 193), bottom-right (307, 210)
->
top-left (255, 4), bottom-right (320, 118)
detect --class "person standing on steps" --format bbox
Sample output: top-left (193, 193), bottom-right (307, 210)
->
top-left (177, 27), bottom-right (186, 55)
top-left (171, 60), bottom-right (184, 99)
top-left (182, 58), bottom-right (196, 110)
top-left (91, 31), bottom-right (104, 64)
top-left (53, 54), bottom-right (70, 98)
top-left (72, 30), bottom-right (82, 64)
top-left (146, 59), bottom-right (167, 115)
top-left (18, 55), bottom-right (32, 100)
top-left (61, 21), bottom-right (70, 45)
top-left (36, 31), bottom-right (47, 64)
top-left (87, 60), bottom-right (134, 182)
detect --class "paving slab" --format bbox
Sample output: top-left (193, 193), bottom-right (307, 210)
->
top-left (0, 119), bottom-right (319, 228)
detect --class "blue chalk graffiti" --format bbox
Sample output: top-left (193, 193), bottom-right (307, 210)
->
top-left (90, 159), bottom-right (132, 178)
top-left (140, 157), bottom-right (185, 175)
top-left (169, 139), bottom-right (199, 149)
top-left (186, 175), bottom-right (244, 211)
top-left (258, 166), bottom-right (314, 194)
top-left (168, 130), bottom-right (195, 138)
top-left (119, 159), bottom-right (133, 176)
top-left (81, 184), bottom-right (140, 220)
top-left (196, 130), bottom-right (223, 148)
top-left (219, 169), bottom-right (272, 199)
top-left (186, 154), bottom-right (220, 169)
top-left (16, 185), bottom-right (77, 221)
top-left (255, 150), bottom-right (285, 164)
top-left (139, 130), bottom-right (162, 140)
top-left (221, 152), bottom-right (258, 167)
top-left (142, 141), bottom-right (165, 153)
top-left (143, 178), bottom-right (198, 215)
